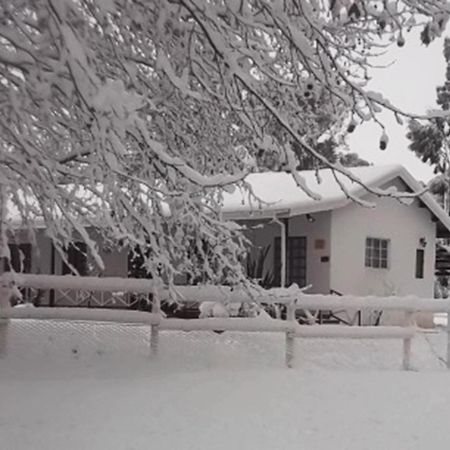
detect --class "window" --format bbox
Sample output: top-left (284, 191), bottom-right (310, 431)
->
top-left (415, 249), bottom-right (425, 279)
top-left (4, 243), bottom-right (32, 273)
top-left (365, 238), bottom-right (389, 269)
top-left (62, 243), bottom-right (88, 276)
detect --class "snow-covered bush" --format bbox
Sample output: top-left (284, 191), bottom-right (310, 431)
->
top-left (199, 301), bottom-right (262, 319)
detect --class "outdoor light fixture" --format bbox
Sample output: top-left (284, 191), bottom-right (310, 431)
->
top-left (419, 237), bottom-right (427, 248)
top-left (306, 214), bottom-right (316, 223)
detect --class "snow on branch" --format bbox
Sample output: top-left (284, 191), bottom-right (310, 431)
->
top-left (0, 0), bottom-right (448, 284)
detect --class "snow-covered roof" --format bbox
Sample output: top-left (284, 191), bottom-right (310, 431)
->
top-left (221, 164), bottom-right (450, 237)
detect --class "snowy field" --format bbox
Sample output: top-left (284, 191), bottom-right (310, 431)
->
top-left (1, 319), bottom-right (450, 450)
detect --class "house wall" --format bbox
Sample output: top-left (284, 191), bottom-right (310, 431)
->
top-left (1, 228), bottom-right (129, 306)
top-left (52, 229), bottom-right (128, 278)
top-left (1, 229), bottom-right (54, 305)
top-left (0, 229), bottom-right (52, 275)
top-left (51, 231), bottom-right (129, 306)
top-left (242, 211), bottom-right (332, 293)
top-left (329, 178), bottom-right (436, 299)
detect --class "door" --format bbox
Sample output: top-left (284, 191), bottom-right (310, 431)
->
top-left (274, 236), bottom-right (307, 287)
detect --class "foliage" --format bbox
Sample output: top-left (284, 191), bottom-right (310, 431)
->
top-left (407, 117), bottom-right (450, 173)
top-left (0, 0), bottom-right (449, 284)
top-left (338, 152), bottom-right (370, 168)
top-left (296, 141), bottom-right (371, 170)
top-left (406, 37), bottom-right (450, 212)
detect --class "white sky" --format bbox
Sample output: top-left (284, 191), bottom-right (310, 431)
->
top-left (347, 30), bottom-right (449, 183)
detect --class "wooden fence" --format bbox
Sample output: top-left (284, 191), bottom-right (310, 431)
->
top-left (0, 273), bottom-right (450, 370)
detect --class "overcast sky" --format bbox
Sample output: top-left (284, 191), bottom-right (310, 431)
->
top-left (347, 30), bottom-right (449, 183)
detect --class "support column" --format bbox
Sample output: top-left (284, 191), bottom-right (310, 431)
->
top-left (273, 216), bottom-right (289, 288)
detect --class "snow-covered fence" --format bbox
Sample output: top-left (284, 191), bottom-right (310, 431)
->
top-left (0, 273), bottom-right (162, 357)
top-left (1, 274), bottom-right (450, 370)
top-left (5, 273), bottom-right (155, 293)
top-left (10, 273), bottom-right (156, 309)
top-left (290, 295), bottom-right (450, 370)
top-left (162, 286), bottom-right (450, 369)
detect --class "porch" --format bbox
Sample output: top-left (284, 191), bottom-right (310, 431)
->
top-left (239, 210), bottom-right (332, 294)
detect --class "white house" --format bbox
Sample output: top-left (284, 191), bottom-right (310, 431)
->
top-left (221, 165), bottom-right (450, 299)
top-left (3, 164), bottom-right (450, 310)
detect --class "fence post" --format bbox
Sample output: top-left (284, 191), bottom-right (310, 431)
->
top-left (150, 280), bottom-right (161, 357)
top-left (447, 309), bottom-right (450, 370)
top-left (402, 310), bottom-right (414, 371)
top-left (285, 301), bottom-right (296, 368)
top-left (0, 276), bottom-right (12, 357)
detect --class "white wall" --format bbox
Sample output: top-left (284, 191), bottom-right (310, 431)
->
top-left (45, 235), bottom-right (127, 278)
top-left (329, 178), bottom-right (436, 299)
top-left (50, 231), bottom-right (129, 306)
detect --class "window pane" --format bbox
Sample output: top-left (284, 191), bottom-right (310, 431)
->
top-left (63, 243), bottom-right (88, 276)
top-left (415, 249), bottom-right (424, 279)
top-left (5, 244), bottom-right (32, 273)
top-left (365, 237), bottom-right (389, 269)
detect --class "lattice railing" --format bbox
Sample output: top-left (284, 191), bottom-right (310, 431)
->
top-left (16, 278), bottom-right (151, 310)
top-left (52, 289), bottom-right (144, 308)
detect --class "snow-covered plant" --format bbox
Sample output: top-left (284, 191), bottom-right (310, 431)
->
top-left (0, 0), bottom-right (449, 284)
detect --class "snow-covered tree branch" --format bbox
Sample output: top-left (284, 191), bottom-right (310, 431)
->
top-left (0, 0), bottom-right (449, 283)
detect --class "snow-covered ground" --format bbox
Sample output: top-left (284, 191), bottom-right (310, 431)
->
top-left (1, 319), bottom-right (450, 450)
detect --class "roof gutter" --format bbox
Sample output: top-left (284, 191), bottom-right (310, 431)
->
top-left (222, 208), bottom-right (291, 221)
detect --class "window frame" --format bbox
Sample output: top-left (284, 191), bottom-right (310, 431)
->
top-left (365, 237), bottom-right (390, 269)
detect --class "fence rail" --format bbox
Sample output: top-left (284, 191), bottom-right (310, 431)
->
top-left (1, 273), bottom-right (449, 370)
top-left (6, 273), bottom-right (154, 293)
